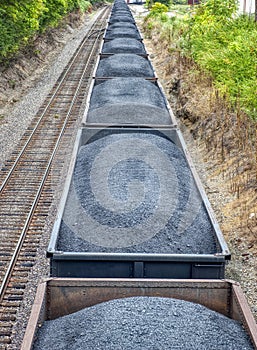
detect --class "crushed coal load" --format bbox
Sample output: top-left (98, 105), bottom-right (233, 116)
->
top-left (105, 28), bottom-right (142, 40)
top-left (95, 54), bottom-right (154, 77)
top-left (107, 22), bottom-right (137, 30)
top-left (89, 78), bottom-right (166, 110)
top-left (112, 4), bottom-right (130, 10)
top-left (87, 77), bottom-right (170, 123)
top-left (112, 3), bottom-right (130, 7)
top-left (102, 38), bottom-right (146, 55)
top-left (112, 7), bottom-right (131, 12)
top-left (109, 15), bottom-right (135, 24)
top-left (111, 9), bottom-right (132, 15)
top-left (58, 131), bottom-right (218, 253)
top-left (86, 104), bottom-right (171, 124)
top-left (33, 296), bottom-right (254, 350)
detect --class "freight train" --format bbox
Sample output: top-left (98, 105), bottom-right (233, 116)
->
top-left (22, 0), bottom-right (257, 348)
top-left (47, 0), bottom-right (230, 280)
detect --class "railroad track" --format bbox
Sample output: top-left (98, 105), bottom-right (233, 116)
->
top-left (0, 6), bottom-right (110, 348)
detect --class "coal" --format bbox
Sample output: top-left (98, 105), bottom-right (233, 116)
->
top-left (112, 4), bottom-right (130, 10)
top-left (89, 78), bottom-right (166, 110)
top-left (33, 296), bottom-right (254, 350)
top-left (87, 78), bottom-right (169, 123)
top-left (105, 28), bottom-right (142, 40)
top-left (86, 104), bottom-right (172, 125)
top-left (109, 15), bottom-right (135, 23)
top-left (102, 38), bottom-right (146, 55)
top-left (58, 131), bottom-right (217, 253)
top-left (95, 54), bottom-right (154, 77)
top-left (111, 9), bottom-right (132, 15)
top-left (107, 22), bottom-right (137, 30)
top-left (112, 7), bottom-right (130, 12)
top-left (113, 3), bottom-right (130, 7)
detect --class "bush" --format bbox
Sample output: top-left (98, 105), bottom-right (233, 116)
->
top-left (146, 0), bottom-right (171, 10)
top-left (0, 0), bottom-right (46, 60)
top-left (145, 2), bottom-right (169, 21)
top-left (0, 0), bottom-right (98, 62)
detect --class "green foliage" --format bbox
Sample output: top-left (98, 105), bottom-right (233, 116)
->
top-left (0, 0), bottom-right (98, 62)
top-left (145, 2), bottom-right (169, 22)
top-left (0, 0), bottom-right (46, 59)
top-left (184, 0), bottom-right (257, 117)
top-left (144, 0), bottom-right (257, 118)
top-left (76, 0), bottom-right (92, 12)
top-left (150, 2), bottom-right (169, 14)
top-left (190, 0), bottom-right (238, 22)
top-left (172, 0), bottom-right (187, 4)
top-left (146, 0), bottom-right (171, 10)
top-left (40, 0), bottom-right (68, 27)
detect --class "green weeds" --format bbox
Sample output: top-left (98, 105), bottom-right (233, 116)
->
top-left (144, 0), bottom-right (257, 118)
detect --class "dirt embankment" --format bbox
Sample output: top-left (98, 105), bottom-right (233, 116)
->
top-left (142, 29), bottom-right (257, 319)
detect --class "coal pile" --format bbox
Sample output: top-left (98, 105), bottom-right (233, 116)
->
top-left (58, 132), bottom-right (217, 252)
top-left (86, 104), bottom-right (171, 124)
top-left (33, 296), bottom-right (254, 350)
top-left (112, 4), bottom-right (131, 10)
top-left (109, 15), bottom-right (135, 24)
top-left (89, 78), bottom-right (166, 110)
top-left (108, 22), bottom-right (136, 30)
top-left (112, 8), bottom-right (131, 13)
top-left (105, 28), bottom-right (142, 40)
top-left (102, 38), bottom-right (146, 55)
top-left (86, 78), bottom-right (171, 124)
top-left (111, 9), bottom-right (131, 15)
top-left (95, 54), bottom-right (154, 77)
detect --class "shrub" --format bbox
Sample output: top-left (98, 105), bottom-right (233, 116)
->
top-left (0, 0), bottom-right (99, 62)
top-left (146, 0), bottom-right (171, 10)
top-left (145, 2), bottom-right (169, 21)
top-left (0, 0), bottom-right (46, 60)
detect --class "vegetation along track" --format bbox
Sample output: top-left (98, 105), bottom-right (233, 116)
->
top-left (0, 6), bottom-right (110, 348)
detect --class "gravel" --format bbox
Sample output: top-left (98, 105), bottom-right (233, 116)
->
top-left (105, 27), bottom-right (142, 40)
top-left (102, 37), bottom-right (146, 54)
top-left (58, 131), bottom-right (218, 252)
top-left (32, 296), bottom-right (254, 350)
top-left (86, 77), bottom-right (171, 124)
top-left (95, 54), bottom-right (154, 77)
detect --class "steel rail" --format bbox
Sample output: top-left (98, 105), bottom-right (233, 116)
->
top-left (0, 9), bottom-right (107, 195)
top-left (0, 8), bottom-right (110, 344)
top-left (0, 6), bottom-right (109, 303)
